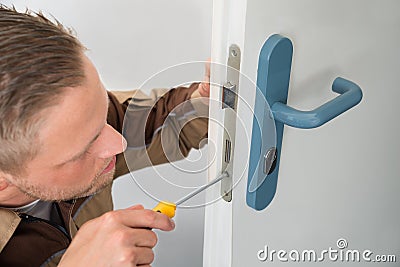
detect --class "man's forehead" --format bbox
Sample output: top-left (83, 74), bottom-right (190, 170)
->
top-left (31, 57), bottom-right (109, 166)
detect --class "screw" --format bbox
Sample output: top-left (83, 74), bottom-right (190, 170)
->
top-left (231, 49), bottom-right (237, 57)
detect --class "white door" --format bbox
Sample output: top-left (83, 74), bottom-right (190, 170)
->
top-left (204, 0), bottom-right (400, 266)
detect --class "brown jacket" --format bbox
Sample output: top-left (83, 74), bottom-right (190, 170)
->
top-left (0, 83), bottom-right (208, 267)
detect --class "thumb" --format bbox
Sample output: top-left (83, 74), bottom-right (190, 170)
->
top-left (206, 57), bottom-right (211, 71)
top-left (125, 204), bottom-right (144, 211)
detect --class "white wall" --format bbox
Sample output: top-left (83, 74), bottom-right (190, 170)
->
top-left (3, 1), bottom-right (212, 266)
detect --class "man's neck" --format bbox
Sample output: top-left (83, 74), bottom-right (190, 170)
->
top-left (0, 186), bottom-right (38, 208)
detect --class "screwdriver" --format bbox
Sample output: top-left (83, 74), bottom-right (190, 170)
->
top-left (152, 172), bottom-right (229, 218)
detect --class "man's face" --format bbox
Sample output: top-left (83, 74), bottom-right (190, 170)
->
top-left (8, 55), bottom-right (126, 201)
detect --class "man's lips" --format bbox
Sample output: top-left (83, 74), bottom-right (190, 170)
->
top-left (100, 156), bottom-right (116, 175)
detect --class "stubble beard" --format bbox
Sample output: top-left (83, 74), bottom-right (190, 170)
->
top-left (12, 163), bottom-right (115, 202)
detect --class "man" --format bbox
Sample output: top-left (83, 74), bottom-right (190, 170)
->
top-left (0, 6), bottom-right (210, 267)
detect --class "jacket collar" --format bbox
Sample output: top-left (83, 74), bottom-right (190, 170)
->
top-left (0, 208), bottom-right (21, 252)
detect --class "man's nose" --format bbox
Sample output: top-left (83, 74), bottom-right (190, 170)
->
top-left (96, 124), bottom-right (127, 159)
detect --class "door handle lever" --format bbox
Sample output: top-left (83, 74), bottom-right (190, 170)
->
top-left (271, 77), bottom-right (362, 129)
top-left (246, 34), bottom-right (363, 211)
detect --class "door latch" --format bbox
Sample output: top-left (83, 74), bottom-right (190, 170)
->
top-left (220, 44), bottom-right (241, 202)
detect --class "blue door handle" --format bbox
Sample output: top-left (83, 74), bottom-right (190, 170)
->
top-left (271, 77), bottom-right (362, 129)
top-left (246, 34), bottom-right (363, 211)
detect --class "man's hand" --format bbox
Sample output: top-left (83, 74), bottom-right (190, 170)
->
top-left (191, 59), bottom-right (210, 99)
top-left (59, 205), bottom-right (175, 267)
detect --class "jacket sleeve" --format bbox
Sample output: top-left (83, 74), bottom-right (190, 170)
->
top-left (106, 83), bottom-right (209, 178)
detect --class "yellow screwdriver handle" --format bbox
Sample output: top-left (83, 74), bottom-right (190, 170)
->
top-left (152, 201), bottom-right (177, 218)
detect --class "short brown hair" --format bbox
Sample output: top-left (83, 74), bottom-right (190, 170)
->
top-left (0, 5), bottom-right (85, 175)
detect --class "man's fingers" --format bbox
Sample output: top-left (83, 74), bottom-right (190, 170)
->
top-left (198, 58), bottom-right (211, 97)
top-left (110, 209), bottom-right (175, 231)
top-left (132, 247), bottom-right (155, 266)
top-left (199, 82), bottom-right (210, 97)
top-left (123, 228), bottom-right (158, 248)
top-left (126, 204), bottom-right (144, 211)
top-left (205, 58), bottom-right (211, 80)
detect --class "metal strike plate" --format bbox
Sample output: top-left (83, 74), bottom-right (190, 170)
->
top-left (220, 44), bottom-right (241, 202)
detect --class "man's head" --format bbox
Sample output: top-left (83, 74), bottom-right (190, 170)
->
top-left (0, 6), bottom-right (126, 203)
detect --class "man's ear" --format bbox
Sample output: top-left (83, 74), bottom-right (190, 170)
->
top-left (0, 172), bottom-right (11, 191)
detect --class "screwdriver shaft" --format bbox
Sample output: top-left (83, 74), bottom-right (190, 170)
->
top-left (175, 172), bottom-right (229, 206)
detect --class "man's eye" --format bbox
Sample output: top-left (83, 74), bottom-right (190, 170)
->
top-left (81, 150), bottom-right (92, 159)
top-left (73, 149), bottom-right (91, 162)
